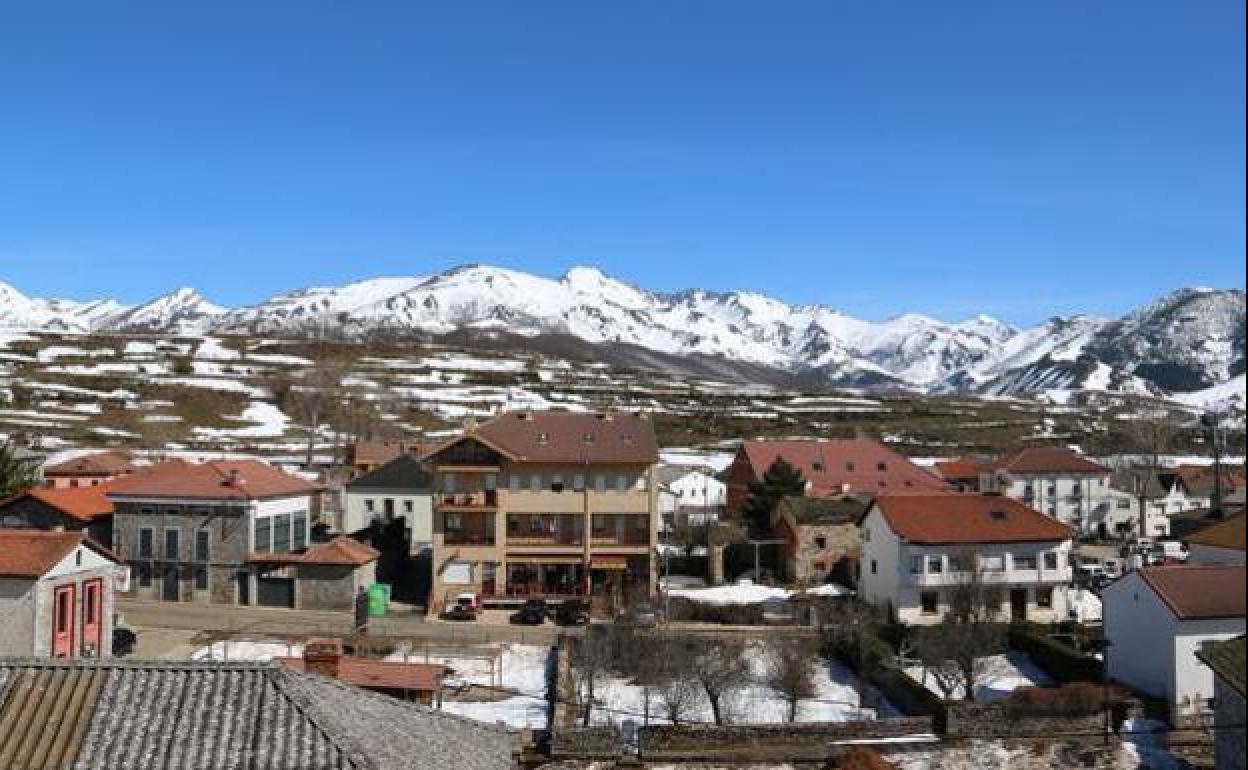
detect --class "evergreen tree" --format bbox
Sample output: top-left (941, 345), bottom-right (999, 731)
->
top-left (740, 457), bottom-right (806, 534)
top-left (0, 440), bottom-right (39, 498)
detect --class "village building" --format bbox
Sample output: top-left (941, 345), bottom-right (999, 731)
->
top-left (977, 447), bottom-right (1113, 535)
top-left (345, 440), bottom-right (407, 477)
top-left (0, 530), bottom-right (121, 658)
top-left (1102, 565), bottom-right (1246, 723)
top-left (1182, 513), bottom-right (1246, 565)
top-left (858, 494), bottom-right (1074, 626)
top-left (725, 439), bottom-right (949, 512)
top-left (276, 637), bottom-right (447, 706)
top-left (107, 459), bottom-right (374, 610)
top-left (41, 449), bottom-right (136, 489)
top-left (771, 494), bottom-right (866, 587)
top-left (932, 457), bottom-right (990, 492)
top-left (342, 453), bottom-right (434, 551)
top-left (656, 464), bottom-right (725, 532)
top-left (0, 483), bottom-right (115, 547)
top-left (1196, 635), bottom-right (1246, 770)
top-left (423, 410), bottom-right (659, 611)
top-left (0, 658), bottom-right (517, 770)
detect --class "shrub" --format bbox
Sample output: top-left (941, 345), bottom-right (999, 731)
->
top-left (1002, 682), bottom-right (1110, 718)
top-left (1008, 627), bottom-right (1103, 683)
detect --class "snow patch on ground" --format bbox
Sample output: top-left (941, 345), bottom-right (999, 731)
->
top-left (668, 580), bottom-right (792, 605)
top-left (903, 652), bottom-right (1052, 703)
top-left (190, 639), bottom-right (304, 662)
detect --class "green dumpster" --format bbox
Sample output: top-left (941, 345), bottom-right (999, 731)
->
top-left (367, 584), bottom-right (390, 617)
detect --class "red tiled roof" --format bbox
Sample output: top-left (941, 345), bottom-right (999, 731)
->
top-left (0, 530), bottom-right (119, 577)
top-left (247, 536), bottom-right (378, 566)
top-left (429, 411), bottom-right (659, 465)
top-left (869, 493), bottom-right (1075, 545)
top-left (1185, 514), bottom-right (1246, 553)
top-left (1175, 464), bottom-right (1246, 497)
top-left (42, 450), bottom-right (135, 477)
top-left (106, 459), bottom-right (321, 501)
top-left (991, 447), bottom-right (1109, 475)
top-left (276, 656), bottom-right (445, 692)
top-left (349, 441), bottom-right (405, 467)
top-left (740, 440), bottom-right (950, 496)
top-left (4, 485), bottom-right (116, 522)
top-left (934, 458), bottom-right (990, 481)
top-left (1137, 565), bottom-right (1246, 620)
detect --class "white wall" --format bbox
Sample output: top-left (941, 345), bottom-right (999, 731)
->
top-left (859, 505), bottom-right (902, 615)
top-left (342, 488), bottom-right (433, 547)
top-left (0, 578), bottom-right (36, 656)
top-left (1174, 620), bottom-right (1246, 717)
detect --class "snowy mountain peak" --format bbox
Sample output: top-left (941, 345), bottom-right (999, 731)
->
top-left (103, 288), bottom-right (225, 334)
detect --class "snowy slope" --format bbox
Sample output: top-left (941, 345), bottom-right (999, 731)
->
top-left (101, 288), bottom-right (226, 334)
top-left (0, 280), bottom-right (129, 332)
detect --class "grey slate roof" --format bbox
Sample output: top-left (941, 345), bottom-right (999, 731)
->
top-left (0, 658), bottom-right (516, 770)
top-left (345, 454), bottom-right (432, 492)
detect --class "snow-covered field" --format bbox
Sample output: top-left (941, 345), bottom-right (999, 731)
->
top-left (667, 579), bottom-right (852, 605)
top-left (191, 639), bottom-right (304, 662)
top-left (903, 652), bottom-right (1052, 703)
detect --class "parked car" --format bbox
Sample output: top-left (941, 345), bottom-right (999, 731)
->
top-left (618, 602), bottom-right (662, 628)
top-left (1149, 541), bottom-right (1188, 564)
top-left (510, 599), bottom-right (549, 625)
top-left (1102, 559), bottom-right (1122, 579)
top-left (442, 592), bottom-right (479, 621)
top-left (555, 598), bottom-right (591, 626)
top-left (112, 627), bottom-right (137, 657)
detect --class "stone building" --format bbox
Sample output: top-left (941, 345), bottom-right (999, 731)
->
top-left (771, 494), bottom-right (866, 587)
top-left (0, 483), bottom-right (115, 547)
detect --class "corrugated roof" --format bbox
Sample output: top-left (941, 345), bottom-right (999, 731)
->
top-left (739, 440), bottom-right (950, 496)
top-left (992, 447), bottom-right (1110, 475)
top-left (0, 530), bottom-right (118, 578)
top-left (1185, 513), bottom-right (1246, 553)
top-left (869, 494), bottom-right (1075, 545)
top-left (1138, 565), bottom-right (1247, 621)
top-left (345, 454), bottom-right (432, 491)
top-left (106, 459), bottom-right (321, 501)
top-left (430, 410), bottom-right (659, 465)
top-left (1196, 636), bottom-right (1246, 697)
top-left (0, 485), bottom-right (115, 522)
top-left (0, 659), bottom-right (516, 770)
top-left (276, 657), bottom-right (445, 692)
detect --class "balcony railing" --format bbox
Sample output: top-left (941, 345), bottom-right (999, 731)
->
top-left (907, 567), bottom-right (1070, 586)
top-left (436, 491), bottom-right (498, 509)
top-left (444, 530), bottom-right (496, 546)
top-left (507, 531), bottom-right (585, 546)
top-left (590, 532), bottom-right (651, 546)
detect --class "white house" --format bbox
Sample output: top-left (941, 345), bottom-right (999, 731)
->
top-left (1183, 514), bottom-right (1245, 566)
top-left (979, 447), bottom-right (1113, 535)
top-left (657, 465), bottom-right (725, 532)
top-left (1103, 565), bottom-right (1246, 723)
top-left (0, 530), bottom-right (122, 658)
top-left (858, 494), bottom-right (1075, 626)
top-left (342, 454), bottom-right (433, 552)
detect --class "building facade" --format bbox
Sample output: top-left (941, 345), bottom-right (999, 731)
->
top-left (424, 411), bottom-right (659, 612)
top-left (342, 453), bottom-right (433, 551)
top-left (1196, 636), bottom-right (1246, 770)
top-left (771, 495), bottom-right (864, 587)
top-left (41, 450), bottom-right (136, 489)
top-left (0, 530), bottom-right (120, 658)
top-left (858, 494), bottom-right (1075, 626)
top-left (657, 465), bottom-right (725, 532)
top-left (0, 484), bottom-right (114, 547)
top-left (978, 447), bottom-right (1113, 535)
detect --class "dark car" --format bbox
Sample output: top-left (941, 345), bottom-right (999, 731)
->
top-left (510, 599), bottom-right (549, 626)
top-left (442, 595), bottom-right (478, 621)
top-left (112, 627), bottom-right (137, 657)
top-left (555, 598), bottom-right (590, 626)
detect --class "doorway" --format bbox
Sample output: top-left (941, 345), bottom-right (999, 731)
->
top-left (1010, 589), bottom-right (1028, 622)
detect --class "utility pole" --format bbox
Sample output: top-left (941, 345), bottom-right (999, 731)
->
top-left (745, 539), bottom-right (785, 582)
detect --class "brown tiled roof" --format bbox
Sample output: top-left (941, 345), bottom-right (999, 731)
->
top-left (1138, 565), bottom-right (1246, 620)
top-left (0, 530), bottom-right (118, 577)
top-left (740, 440), bottom-right (950, 496)
top-left (1175, 464), bottom-right (1246, 498)
top-left (934, 458), bottom-right (990, 482)
top-left (0, 485), bottom-right (116, 522)
top-left (247, 536), bottom-right (378, 566)
top-left (1184, 514), bottom-right (1246, 553)
top-left (780, 495), bottom-right (869, 525)
top-left (349, 441), bottom-right (405, 467)
top-left (276, 657), bottom-right (445, 692)
top-left (1196, 636), bottom-right (1246, 697)
top-left (106, 459), bottom-right (321, 501)
top-left (992, 447), bottom-right (1110, 475)
top-left (869, 494), bottom-right (1075, 545)
top-left (42, 450), bottom-right (135, 477)
top-left (434, 410), bottom-right (659, 465)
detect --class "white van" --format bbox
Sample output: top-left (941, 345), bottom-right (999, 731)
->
top-left (1149, 540), bottom-right (1188, 564)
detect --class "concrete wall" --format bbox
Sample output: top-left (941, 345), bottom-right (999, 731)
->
top-left (0, 578), bottom-right (36, 656)
top-left (1173, 620), bottom-right (1246, 718)
top-left (294, 563), bottom-right (370, 611)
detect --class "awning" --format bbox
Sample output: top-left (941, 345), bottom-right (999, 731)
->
top-left (589, 555), bottom-right (629, 569)
top-left (506, 555), bottom-right (584, 565)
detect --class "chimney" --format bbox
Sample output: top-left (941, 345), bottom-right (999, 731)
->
top-left (463, 416), bottom-right (478, 433)
top-left (303, 638), bottom-right (343, 680)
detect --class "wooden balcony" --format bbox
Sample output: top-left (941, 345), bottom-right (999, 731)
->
top-left (435, 491), bottom-right (498, 511)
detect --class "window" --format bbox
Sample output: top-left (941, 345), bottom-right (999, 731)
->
top-left (1044, 551), bottom-right (1059, 570)
top-left (949, 555), bottom-right (967, 572)
top-left (920, 591), bottom-right (939, 614)
top-left (194, 567), bottom-right (209, 591)
top-left (404, 500), bottom-right (413, 514)
top-left (530, 474), bottom-right (542, 492)
top-left (927, 555), bottom-right (944, 574)
top-left (138, 528), bottom-right (154, 559)
top-left (846, 462), bottom-right (855, 472)
top-left (1015, 555), bottom-right (1037, 570)
top-left (446, 512), bottom-right (462, 530)
top-left (573, 474), bottom-right (585, 491)
top-left (815, 536), bottom-right (827, 549)
top-left (254, 518), bottom-right (271, 552)
top-left (870, 560), bottom-right (877, 574)
top-left (442, 473), bottom-right (457, 494)
top-left (595, 474), bottom-right (607, 493)
top-left (195, 529), bottom-right (210, 562)
top-left (551, 474), bottom-right (565, 493)
top-left (485, 474), bottom-right (497, 491)
top-left (910, 555), bottom-right (923, 574)
top-left (164, 529), bottom-right (180, 560)
top-left (979, 554), bottom-right (1005, 572)
top-left (811, 460), bottom-right (824, 472)
top-left (273, 514), bottom-right (292, 552)
top-left (1036, 586), bottom-right (1053, 609)
top-left (509, 474), bottom-right (521, 492)
top-left (616, 475), bottom-right (627, 493)
top-left (876, 462), bottom-right (887, 471)
top-left (293, 512), bottom-right (308, 550)
top-left (138, 566), bottom-right (152, 587)
top-left (1117, 498), bottom-right (1131, 509)
top-left (365, 499), bottom-right (375, 513)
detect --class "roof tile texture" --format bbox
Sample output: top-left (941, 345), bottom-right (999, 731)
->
top-left (871, 494), bottom-right (1075, 545)
top-left (106, 459), bottom-right (320, 501)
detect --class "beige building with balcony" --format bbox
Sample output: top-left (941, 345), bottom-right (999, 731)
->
top-left (422, 410), bottom-right (659, 612)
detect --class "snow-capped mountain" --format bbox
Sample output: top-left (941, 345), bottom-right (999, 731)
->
top-left (101, 288), bottom-right (226, 335)
top-left (1, 267), bottom-right (1243, 401)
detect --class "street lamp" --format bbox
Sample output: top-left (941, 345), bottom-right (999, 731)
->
top-left (1200, 412), bottom-right (1224, 518)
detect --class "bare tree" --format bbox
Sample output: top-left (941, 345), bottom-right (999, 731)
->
top-left (1116, 398), bottom-right (1182, 539)
top-left (689, 637), bottom-right (751, 725)
top-left (822, 600), bottom-right (883, 716)
top-left (764, 635), bottom-right (818, 722)
top-left (656, 670), bottom-right (701, 725)
top-left (571, 628), bottom-right (615, 727)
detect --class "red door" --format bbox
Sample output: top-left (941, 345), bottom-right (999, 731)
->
top-left (82, 579), bottom-right (103, 656)
top-left (52, 584), bottom-right (76, 658)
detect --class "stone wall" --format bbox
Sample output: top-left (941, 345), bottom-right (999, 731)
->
top-left (33, 563), bottom-right (116, 658)
top-left (114, 501), bottom-right (249, 603)
top-left (0, 578), bottom-right (36, 656)
top-left (295, 564), bottom-right (360, 610)
top-left (945, 701), bottom-right (1107, 739)
top-left (637, 718), bottom-right (934, 762)
top-left (549, 727), bottom-right (627, 759)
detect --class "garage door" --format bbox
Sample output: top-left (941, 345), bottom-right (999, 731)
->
top-left (256, 577), bottom-right (295, 608)
top-left (443, 561), bottom-right (473, 585)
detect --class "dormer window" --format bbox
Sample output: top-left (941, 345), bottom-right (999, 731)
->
top-left (812, 461), bottom-right (824, 473)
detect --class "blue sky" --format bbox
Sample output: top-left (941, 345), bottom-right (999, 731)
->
top-left (0, 1), bottom-right (1243, 326)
